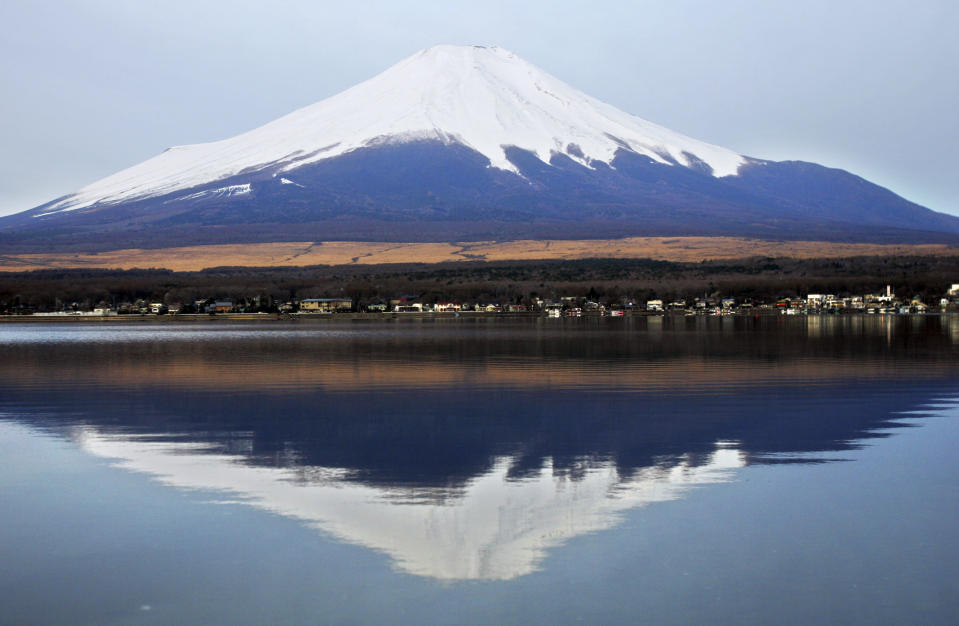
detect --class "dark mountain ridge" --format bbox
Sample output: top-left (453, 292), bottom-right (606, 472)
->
top-left (2, 141), bottom-right (958, 253)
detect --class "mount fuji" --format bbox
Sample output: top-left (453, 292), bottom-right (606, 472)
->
top-left (3, 44), bottom-right (958, 252)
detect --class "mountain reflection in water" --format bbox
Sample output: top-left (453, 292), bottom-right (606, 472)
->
top-left (1, 315), bottom-right (958, 581)
top-left (75, 429), bottom-right (744, 580)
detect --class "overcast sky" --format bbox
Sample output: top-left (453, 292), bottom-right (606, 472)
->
top-left (2, 0), bottom-right (957, 217)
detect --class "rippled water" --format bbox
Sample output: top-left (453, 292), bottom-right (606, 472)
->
top-left (1, 316), bottom-right (958, 624)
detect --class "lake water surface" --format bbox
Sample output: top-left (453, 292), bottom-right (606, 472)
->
top-left (2, 316), bottom-right (959, 624)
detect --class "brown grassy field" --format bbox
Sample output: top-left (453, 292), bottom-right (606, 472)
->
top-left (1, 237), bottom-right (957, 272)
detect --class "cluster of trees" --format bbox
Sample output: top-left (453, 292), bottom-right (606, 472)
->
top-left (2, 255), bottom-right (958, 314)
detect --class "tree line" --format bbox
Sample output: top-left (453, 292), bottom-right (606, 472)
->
top-left (2, 255), bottom-right (958, 313)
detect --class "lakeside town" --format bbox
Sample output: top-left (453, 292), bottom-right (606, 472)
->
top-left (10, 283), bottom-right (959, 319)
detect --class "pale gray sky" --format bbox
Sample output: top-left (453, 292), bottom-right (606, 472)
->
top-left (2, 0), bottom-right (957, 216)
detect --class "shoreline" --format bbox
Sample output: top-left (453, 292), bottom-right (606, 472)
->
top-left (1, 311), bottom-right (953, 323)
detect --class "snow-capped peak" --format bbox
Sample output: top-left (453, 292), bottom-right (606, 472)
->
top-left (43, 44), bottom-right (745, 214)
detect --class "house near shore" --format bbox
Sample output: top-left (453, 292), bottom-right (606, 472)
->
top-left (212, 301), bottom-right (234, 313)
top-left (300, 298), bottom-right (353, 313)
top-left (389, 295), bottom-right (421, 308)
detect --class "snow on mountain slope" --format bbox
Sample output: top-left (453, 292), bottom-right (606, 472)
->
top-left (43, 45), bottom-right (745, 215)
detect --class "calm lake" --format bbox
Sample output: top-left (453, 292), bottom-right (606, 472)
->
top-left (2, 316), bottom-right (958, 624)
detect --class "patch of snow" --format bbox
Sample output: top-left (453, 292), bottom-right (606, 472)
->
top-left (279, 177), bottom-right (305, 188)
top-left (42, 45), bottom-right (746, 213)
top-left (173, 183), bottom-right (251, 202)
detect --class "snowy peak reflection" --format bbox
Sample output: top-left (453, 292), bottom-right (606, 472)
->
top-left (78, 429), bottom-right (743, 580)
